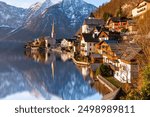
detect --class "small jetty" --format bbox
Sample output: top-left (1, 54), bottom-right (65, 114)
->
top-left (96, 75), bottom-right (120, 100)
top-left (71, 57), bottom-right (90, 66)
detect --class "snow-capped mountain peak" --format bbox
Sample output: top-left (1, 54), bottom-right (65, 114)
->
top-left (29, 2), bottom-right (42, 11)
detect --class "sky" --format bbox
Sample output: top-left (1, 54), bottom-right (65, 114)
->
top-left (0, 0), bottom-right (110, 8)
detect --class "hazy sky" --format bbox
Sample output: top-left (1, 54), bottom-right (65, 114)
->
top-left (0, 0), bottom-right (110, 8)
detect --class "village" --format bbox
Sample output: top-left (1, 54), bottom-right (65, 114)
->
top-left (24, 0), bottom-right (150, 99)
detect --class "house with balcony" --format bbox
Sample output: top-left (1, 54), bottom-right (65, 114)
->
top-left (95, 40), bottom-right (141, 83)
top-left (106, 17), bottom-right (128, 32)
top-left (80, 33), bottom-right (99, 56)
top-left (132, 0), bottom-right (150, 17)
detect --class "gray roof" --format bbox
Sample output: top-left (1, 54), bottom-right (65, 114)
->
top-left (84, 19), bottom-right (105, 26)
top-left (82, 33), bottom-right (99, 42)
top-left (110, 17), bottom-right (128, 22)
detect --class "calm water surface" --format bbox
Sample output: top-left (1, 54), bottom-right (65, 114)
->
top-left (0, 41), bottom-right (104, 100)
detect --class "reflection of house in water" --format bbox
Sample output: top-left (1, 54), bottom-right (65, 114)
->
top-left (77, 66), bottom-right (90, 79)
top-left (81, 66), bottom-right (89, 78)
top-left (24, 50), bottom-right (56, 79)
top-left (61, 53), bottom-right (72, 62)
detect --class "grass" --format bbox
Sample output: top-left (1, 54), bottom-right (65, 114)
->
top-left (105, 76), bottom-right (123, 88)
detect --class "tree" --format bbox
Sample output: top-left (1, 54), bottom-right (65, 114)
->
top-left (124, 65), bottom-right (150, 100)
top-left (141, 65), bottom-right (150, 99)
top-left (103, 12), bottom-right (112, 22)
top-left (100, 64), bottom-right (113, 77)
top-left (116, 6), bottom-right (123, 17)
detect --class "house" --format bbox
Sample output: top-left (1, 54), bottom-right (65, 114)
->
top-left (106, 17), bottom-right (128, 32)
top-left (61, 39), bottom-right (72, 47)
top-left (132, 0), bottom-right (150, 17)
top-left (95, 40), bottom-right (141, 83)
top-left (82, 13), bottom-right (105, 33)
top-left (80, 33), bottom-right (100, 56)
top-left (90, 27), bottom-right (121, 42)
top-left (127, 19), bottom-right (137, 34)
top-left (25, 37), bottom-right (48, 49)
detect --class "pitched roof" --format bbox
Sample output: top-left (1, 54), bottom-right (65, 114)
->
top-left (89, 12), bottom-right (95, 18)
top-left (82, 33), bottom-right (99, 42)
top-left (120, 43), bottom-right (142, 61)
top-left (111, 17), bottom-right (128, 22)
top-left (84, 18), bottom-right (105, 26)
top-left (107, 17), bottom-right (128, 25)
top-left (97, 40), bottom-right (142, 62)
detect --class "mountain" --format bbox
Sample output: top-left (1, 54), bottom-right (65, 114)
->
top-left (5, 0), bottom-right (96, 42)
top-left (94, 0), bottom-right (143, 18)
top-left (0, 27), bottom-right (14, 40)
top-left (24, 0), bottom-right (53, 25)
top-left (0, 1), bottom-right (27, 28)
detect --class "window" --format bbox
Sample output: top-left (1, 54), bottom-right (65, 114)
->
top-left (122, 22), bottom-right (127, 25)
top-left (116, 73), bottom-right (119, 76)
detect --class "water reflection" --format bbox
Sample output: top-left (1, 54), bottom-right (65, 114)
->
top-left (0, 44), bottom-right (102, 100)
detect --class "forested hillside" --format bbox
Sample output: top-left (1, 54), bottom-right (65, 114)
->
top-left (94, 0), bottom-right (143, 18)
top-left (93, 0), bottom-right (150, 99)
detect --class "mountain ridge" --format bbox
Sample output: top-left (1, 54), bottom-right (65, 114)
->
top-left (3, 0), bottom-right (96, 41)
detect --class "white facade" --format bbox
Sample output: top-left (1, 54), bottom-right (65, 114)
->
top-left (102, 55), bottom-right (137, 83)
top-left (114, 60), bottom-right (132, 83)
top-left (82, 25), bottom-right (88, 33)
top-left (80, 39), bottom-right (96, 56)
top-left (132, 1), bottom-right (150, 17)
top-left (61, 39), bottom-right (72, 48)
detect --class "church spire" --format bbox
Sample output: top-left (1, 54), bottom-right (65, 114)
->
top-left (50, 19), bottom-right (56, 48)
top-left (51, 20), bottom-right (55, 38)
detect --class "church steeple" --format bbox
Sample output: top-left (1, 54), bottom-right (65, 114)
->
top-left (51, 20), bottom-right (55, 38)
top-left (50, 20), bottom-right (56, 48)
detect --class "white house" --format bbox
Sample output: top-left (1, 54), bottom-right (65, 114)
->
top-left (132, 0), bottom-right (150, 17)
top-left (61, 39), bottom-right (72, 48)
top-left (80, 33), bottom-right (99, 56)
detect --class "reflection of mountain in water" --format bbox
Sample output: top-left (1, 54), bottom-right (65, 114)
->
top-left (0, 42), bottom-right (102, 100)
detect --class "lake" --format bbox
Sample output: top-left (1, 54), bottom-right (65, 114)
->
top-left (0, 41), bottom-right (107, 100)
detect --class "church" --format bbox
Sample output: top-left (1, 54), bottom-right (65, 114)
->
top-left (45, 20), bottom-right (56, 48)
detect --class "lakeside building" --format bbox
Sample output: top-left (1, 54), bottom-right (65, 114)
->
top-left (80, 33), bottom-right (99, 56)
top-left (25, 21), bottom-right (56, 49)
top-left (95, 40), bottom-right (142, 83)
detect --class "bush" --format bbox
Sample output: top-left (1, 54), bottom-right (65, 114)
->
top-left (125, 65), bottom-right (150, 100)
top-left (96, 64), bottom-right (113, 77)
top-left (100, 64), bottom-right (113, 77)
